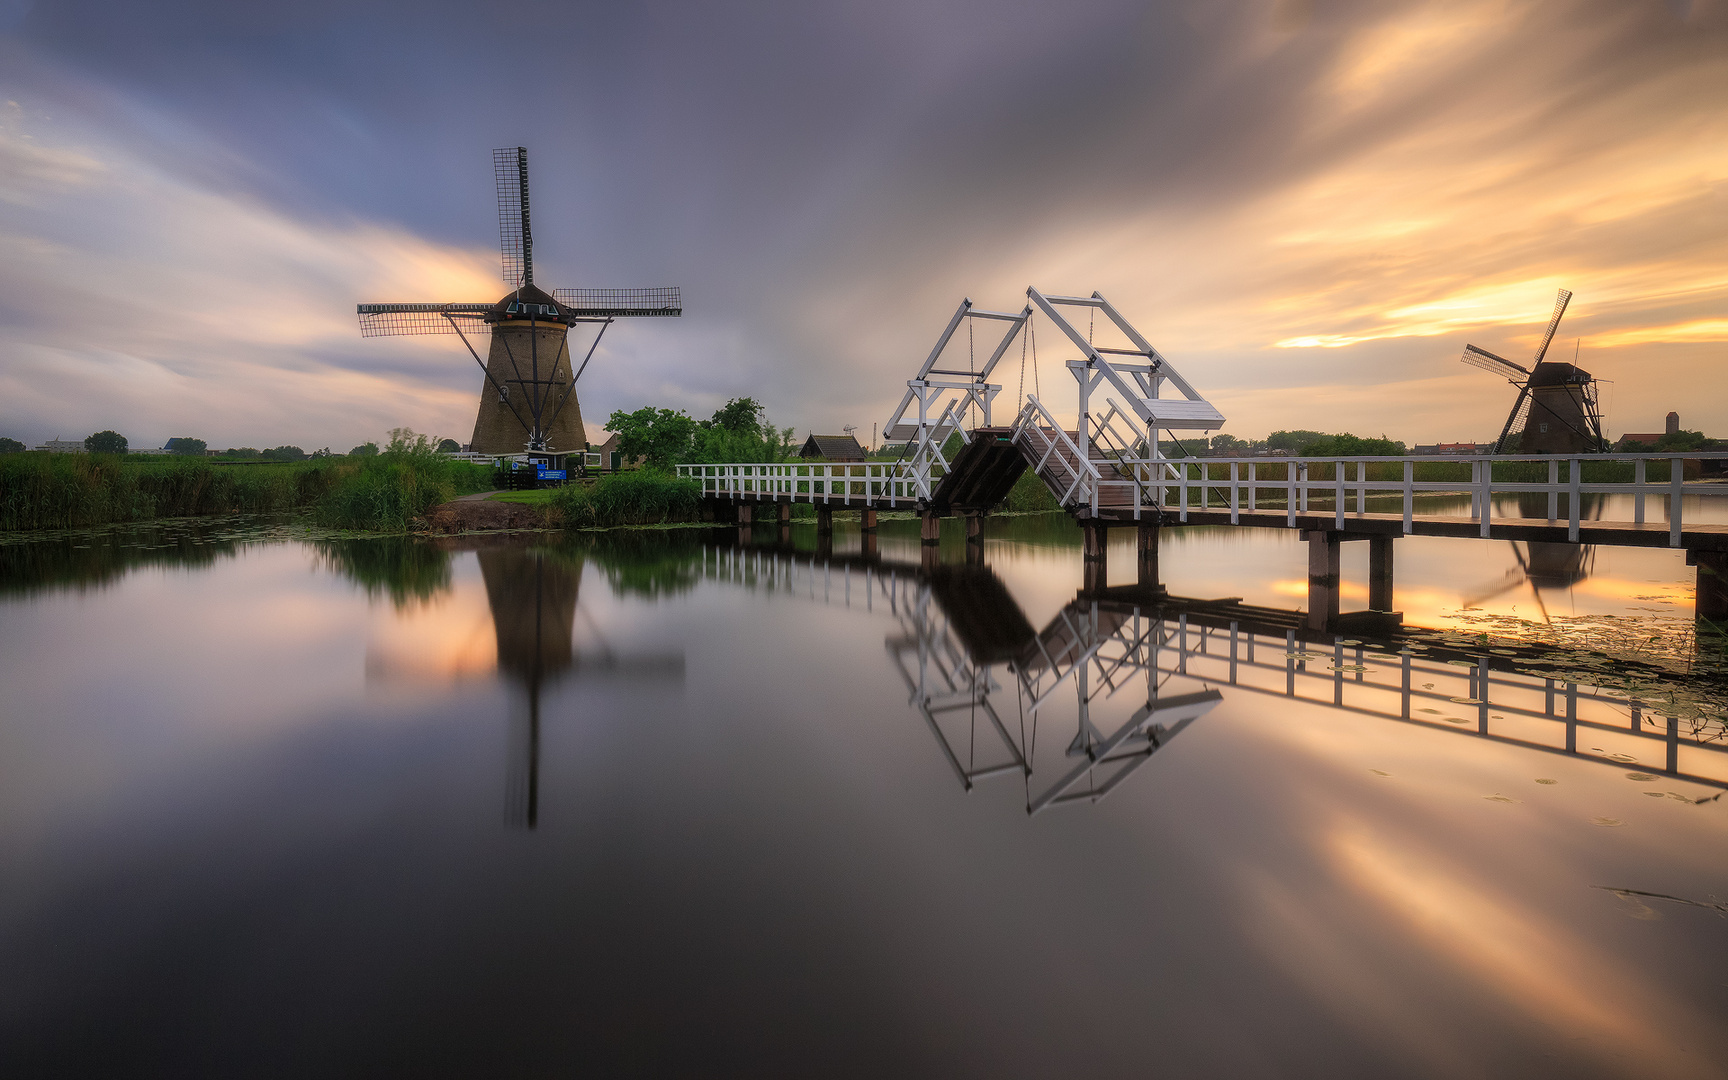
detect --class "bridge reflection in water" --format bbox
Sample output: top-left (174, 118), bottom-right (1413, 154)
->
top-left (700, 538), bottom-right (1728, 813)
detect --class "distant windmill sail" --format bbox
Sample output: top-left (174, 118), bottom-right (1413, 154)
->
top-left (355, 147), bottom-right (681, 455)
top-left (1458, 288), bottom-right (1604, 455)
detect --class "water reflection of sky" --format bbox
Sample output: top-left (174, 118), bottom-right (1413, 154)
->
top-left (0, 520), bottom-right (1724, 1077)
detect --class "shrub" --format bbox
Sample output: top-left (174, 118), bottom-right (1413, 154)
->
top-left (314, 434), bottom-right (490, 531)
top-left (552, 469), bottom-right (703, 527)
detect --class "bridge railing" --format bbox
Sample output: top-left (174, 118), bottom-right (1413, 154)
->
top-left (1116, 452), bottom-right (1728, 544)
top-left (676, 461), bottom-right (929, 507)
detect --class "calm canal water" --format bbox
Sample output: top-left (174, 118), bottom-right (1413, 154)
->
top-left (1, 511), bottom-right (1724, 1078)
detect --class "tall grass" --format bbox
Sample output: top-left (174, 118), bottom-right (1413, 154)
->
top-left (0, 445), bottom-right (492, 533)
top-left (1000, 470), bottom-right (1061, 512)
top-left (0, 454), bottom-right (334, 530)
top-left (313, 452), bottom-right (490, 531)
top-left (553, 469), bottom-right (703, 527)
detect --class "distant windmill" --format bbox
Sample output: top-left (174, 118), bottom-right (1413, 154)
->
top-left (1459, 288), bottom-right (1605, 454)
top-left (357, 147), bottom-right (681, 457)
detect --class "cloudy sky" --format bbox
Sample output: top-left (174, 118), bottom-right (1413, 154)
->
top-left (0, 0), bottom-right (1723, 451)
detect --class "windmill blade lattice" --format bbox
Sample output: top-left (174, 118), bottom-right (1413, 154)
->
top-left (1460, 343), bottom-right (1529, 381)
top-left (357, 304), bottom-right (496, 338)
top-left (553, 288), bottom-right (683, 318)
top-left (1532, 288), bottom-right (1572, 365)
top-left (495, 146), bottom-right (532, 288)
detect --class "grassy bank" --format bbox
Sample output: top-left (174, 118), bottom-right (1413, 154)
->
top-left (313, 452), bottom-right (491, 531)
top-left (0, 451), bottom-right (490, 532)
top-left (552, 469), bottom-right (704, 527)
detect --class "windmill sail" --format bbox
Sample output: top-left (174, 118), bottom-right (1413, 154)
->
top-left (1460, 344), bottom-right (1530, 381)
top-left (357, 303), bottom-right (496, 338)
top-left (495, 146), bottom-right (532, 288)
top-left (552, 288), bottom-right (683, 318)
top-left (1532, 288), bottom-right (1572, 365)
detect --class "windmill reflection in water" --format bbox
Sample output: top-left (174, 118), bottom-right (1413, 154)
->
top-left (363, 538), bottom-right (683, 829)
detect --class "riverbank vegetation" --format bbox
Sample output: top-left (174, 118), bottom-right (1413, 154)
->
top-left (552, 469), bottom-right (703, 527)
top-left (0, 429), bottom-right (487, 532)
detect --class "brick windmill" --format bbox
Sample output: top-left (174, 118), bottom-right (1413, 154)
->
top-left (357, 147), bottom-right (680, 462)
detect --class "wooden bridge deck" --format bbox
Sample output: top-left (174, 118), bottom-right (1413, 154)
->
top-left (1114, 507), bottom-right (1728, 552)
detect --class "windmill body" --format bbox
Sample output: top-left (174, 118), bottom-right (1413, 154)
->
top-left (357, 148), bottom-right (680, 462)
top-left (1519, 360), bottom-right (1600, 455)
top-left (1459, 289), bottom-right (1605, 455)
top-left (468, 285), bottom-right (588, 455)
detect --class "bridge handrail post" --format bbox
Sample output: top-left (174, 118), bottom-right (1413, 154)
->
top-left (1634, 457), bottom-right (1646, 524)
top-left (1568, 458), bottom-right (1581, 542)
top-left (1248, 461), bottom-right (1256, 512)
top-left (1300, 462), bottom-right (1309, 513)
top-left (1180, 463), bottom-right (1188, 523)
top-left (1287, 461), bottom-right (1296, 527)
top-left (1230, 461), bottom-right (1239, 525)
top-left (1548, 458), bottom-right (1560, 522)
top-left (1402, 459), bottom-right (1413, 534)
top-left (1334, 459), bottom-right (1344, 530)
top-left (1670, 456), bottom-right (1683, 546)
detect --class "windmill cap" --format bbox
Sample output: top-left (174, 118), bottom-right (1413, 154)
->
top-left (490, 284), bottom-right (569, 322)
top-left (1529, 361), bottom-right (1591, 386)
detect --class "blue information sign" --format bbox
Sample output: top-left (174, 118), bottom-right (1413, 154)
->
top-left (537, 468), bottom-right (567, 481)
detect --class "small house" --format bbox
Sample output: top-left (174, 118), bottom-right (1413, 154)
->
top-left (799, 434), bottom-right (866, 462)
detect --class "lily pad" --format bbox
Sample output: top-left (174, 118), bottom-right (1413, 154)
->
top-left (1590, 817), bottom-right (1625, 827)
top-left (1535, 778), bottom-right (1557, 785)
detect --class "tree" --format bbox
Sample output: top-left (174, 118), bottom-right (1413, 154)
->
top-left (1209, 433), bottom-right (1249, 454)
top-left (385, 428), bottom-right (438, 456)
top-left (262, 445), bottom-right (307, 461)
top-left (1265, 430), bottom-right (1327, 453)
top-left (349, 442), bottom-right (379, 457)
top-left (705, 397), bottom-right (764, 434)
top-left (1298, 433), bottom-right (1406, 456)
top-left (437, 438), bottom-right (462, 454)
top-left (85, 430), bottom-right (128, 454)
top-left (165, 437), bottom-right (207, 456)
top-left (0, 437), bottom-right (24, 454)
top-left (221, 447), bottom-right (260, 458)
top-left (310, 447), bottom-right (333, 459)
top-left (1654, 429), bottom-right (1711, 452)
top-left (607, 406), bottom-right (698, 468)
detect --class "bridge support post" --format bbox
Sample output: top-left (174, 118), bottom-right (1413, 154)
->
top-left (1137, 521), bottom-right (1160, 588)
top-left (921, 512), bottom-right (941, 545)
top-left (777, 502), bottom-right (791, 525)
top-left (1369, 535), bottom-right (1395, 611)
top-left (964, 513), bottom-right (984, 543)
top-left (921, 543), bottom-right (941, 572)
top-left (1305, 531), bottom-right (1340, 632)
top-left (861, 508), bottom-right (878, 532)
top-left (737, 503), bottom-right (753, 526)
top-left (861, 530), bottom-right (879, 559)
top-left (1691, 549), bottom-right (1728, 626)
top-left (817, 507), bottom-right (834, 535)
top-left (1082, 521), bottom-right (1108, 592)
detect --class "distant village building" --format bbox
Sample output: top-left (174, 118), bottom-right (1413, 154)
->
top-left (799, 434), bottom-right (866, 462)
top-left (1412, 442), bottom-right (1492, 455)
top-left (34, 439), bottom-right (85, 454)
